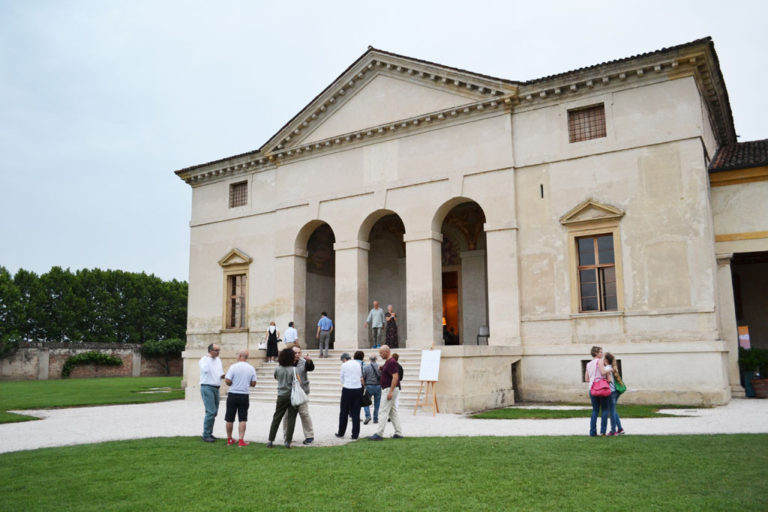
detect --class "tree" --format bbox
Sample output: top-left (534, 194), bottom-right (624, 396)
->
top-left (141, 338), bottom-right (186, 375)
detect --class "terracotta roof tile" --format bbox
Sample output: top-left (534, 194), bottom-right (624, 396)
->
top-left (709, 139), bottom-right (768, 172)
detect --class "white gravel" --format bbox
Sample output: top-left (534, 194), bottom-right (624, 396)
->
top-left (3, 398), bottom-right (767, 454)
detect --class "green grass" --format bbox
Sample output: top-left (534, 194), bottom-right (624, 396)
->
top-left (0, 376), bottom-right (183, 423)
top-left (1, 435), bottom-right (766, 511)
top-left (473, 403), bottom-right (695, 419)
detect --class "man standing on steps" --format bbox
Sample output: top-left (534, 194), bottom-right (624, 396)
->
top-left (224, 350), bottom-right (257, 446)
top-left (283, 345), bottom-right (315, 445)
top-left (364, 300), bottom-right (385, 348)
top-left (199, 343), bottom-right (224, 442)
top-left (368, 344), bottom-right (403, 440)
top-left (316, 312), bottom-right (333, 358)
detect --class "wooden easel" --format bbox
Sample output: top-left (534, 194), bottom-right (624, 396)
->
top-left (413, 380), bottom-right (439, 416)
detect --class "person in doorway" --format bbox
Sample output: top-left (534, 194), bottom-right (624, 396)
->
top-left (364, 300), bottom-right (386, 348)
top-left (282, 345), bottom-right (315, 444)
top-left (316, 312), bottom-right (333, 358)
top-left (335, 352), bottom-right (364, 440)
top-left (362, 354), bottom-right (381, 424)
top-left (199, 344), bottom-right (224, 442)
top-left (265, 321), bottom-right (280, 363)
top-left (368, 345), bottom-right (403, 440)
top-left (385, 304), bottom-right (399, 348)
top-left (224, 350), bottom-right (257, 447)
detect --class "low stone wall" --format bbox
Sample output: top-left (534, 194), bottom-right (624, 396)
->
top-left (0, 343), bottom-right (183, 380)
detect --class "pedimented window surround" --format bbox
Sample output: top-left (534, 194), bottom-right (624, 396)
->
top-left (561, 199), bottom-right (625, 314)
top-left (219, 249), bottom-right (252, 332)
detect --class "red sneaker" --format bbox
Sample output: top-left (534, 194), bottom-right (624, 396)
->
top-left (237, 439), bottom-right (249, 447)
top-left (227, 438), bottom-right (236, 446)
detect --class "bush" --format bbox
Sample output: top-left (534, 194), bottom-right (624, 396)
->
top-left (62, 352), bottom-right (123, 378)
top-left (141, 338), bottom-right (186, 375)
top-left (0, 333), bottom-right (20, 360)
top-left (738, 347), bottom-right (768, 376)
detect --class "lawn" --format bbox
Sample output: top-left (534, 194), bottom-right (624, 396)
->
top-left (472, 403), bottom-right (695, 419)
top-left (0, 376), bottom-right (183, 423)
top-left (0, 435), bottom-right (766, 511)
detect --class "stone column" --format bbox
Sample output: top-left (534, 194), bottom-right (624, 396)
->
top-left (334, 241), bottom-right (369, 350)
top-left (484, 223), bottom-right (521, 346)
top-left (274, 250), bottom-right (307, 341)
top-left (405, 231), bottom-right (442, 348)
top-left (461, 249), bottom-right (488, 345)
top-left (717, 253), bottom-right (745, 397)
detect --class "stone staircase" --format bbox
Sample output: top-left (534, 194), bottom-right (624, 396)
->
top-left (245, 349), bottom-right (426, 409)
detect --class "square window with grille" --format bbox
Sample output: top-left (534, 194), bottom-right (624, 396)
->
top-left (229, 181), bottom-right (247, 208)
top-left (577, 234), bottom-right (617, 312)
top-left (568, 104), bottom-right (606, 143)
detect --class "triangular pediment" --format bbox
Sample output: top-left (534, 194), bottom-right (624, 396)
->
top-left (218, 248), bottom-right (252, 267)
top-left (560, 199), bottom-right (625, 225)
top-left (263, 48), bottom-right (516, 153)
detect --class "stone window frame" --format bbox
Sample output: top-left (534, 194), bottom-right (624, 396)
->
top-left (561, 200), bottom-right (625, 315)
top-left (229, 180), bottom-right (248, 208)
top-left (218, 249), bottom-right (252, 332)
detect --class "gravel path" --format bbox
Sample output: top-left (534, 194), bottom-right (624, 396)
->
top-left (3, 398), bottom-right (767, 454)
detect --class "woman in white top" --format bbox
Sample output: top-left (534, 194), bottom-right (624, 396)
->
top-left (265, 321), bottom-right (280, 363)
top-left (585, 345), bottom-right (611, 436)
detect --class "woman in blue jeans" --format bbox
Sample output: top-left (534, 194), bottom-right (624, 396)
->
top-left (604, 352), bottom-right (625, 435)
top-left (362, 355), bottom-right (382, 424)
top-left (585, 346), bottom-right (610, 436)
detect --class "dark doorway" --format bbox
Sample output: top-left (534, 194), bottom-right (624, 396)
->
top-left (732, 251), bottom-right (768, 350)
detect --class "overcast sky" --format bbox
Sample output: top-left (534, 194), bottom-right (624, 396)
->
top-left (1, 0), bottom-right (766, 282)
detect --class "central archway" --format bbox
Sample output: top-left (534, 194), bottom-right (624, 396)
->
top-left (304, 223), bottom-right (335, 350)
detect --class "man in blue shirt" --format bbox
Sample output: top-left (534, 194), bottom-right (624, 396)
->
top-left (315, 311), bottom-right (334, 358)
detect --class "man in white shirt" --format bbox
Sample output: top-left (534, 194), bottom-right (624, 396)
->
top-left (364, 300), bottom-right (385, 348)
top-left (224, 350), bottom-right (257, 447)
top-left (335, 352), bottom-right (364, 440)
top-left (284, 321), bottom-right (299, 347)
top-left (199, 344), bottom-right (224, 442)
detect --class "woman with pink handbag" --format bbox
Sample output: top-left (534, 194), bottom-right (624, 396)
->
top-left (585, 346), bottom-right (611, 436)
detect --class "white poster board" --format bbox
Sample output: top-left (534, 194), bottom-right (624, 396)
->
top-left (418, 349), bottom-right (441, 381)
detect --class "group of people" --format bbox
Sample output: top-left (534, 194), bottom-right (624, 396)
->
top-left (198, 340), bottom-right (404, 447)
top-left (364, 300), bottom-right (399, 348)
top-left (586, 345), bottom-right (625, 436)
top-left (334, 345), bottom-right (404, 441)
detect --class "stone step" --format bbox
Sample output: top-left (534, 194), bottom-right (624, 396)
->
top-left (237, 349), bottom-right (430, 408)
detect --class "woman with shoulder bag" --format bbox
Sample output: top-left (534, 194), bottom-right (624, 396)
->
top-left (604, 352), bottom-right (626, 436)
top-left (265, 321), bottom-right (280, 363)
top-left (585, 346), bottom-right (611, 437)
top-left (362, 354), bottom-right (382, 424)
top-left (267, 348), bottom-right (300, 448)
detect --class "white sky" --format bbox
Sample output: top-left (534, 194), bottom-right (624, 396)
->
top-left (1, 0), bottom-right (766, 282)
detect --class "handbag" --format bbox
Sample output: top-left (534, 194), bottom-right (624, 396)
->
top-left (257, 342), bottom-right (267, 350)
top-left (361, 388), bottom-right (372, 407)
top-left (614, 377), bottom-right (627, 395)
top-left (291, 368), bottom-right (308, 407)
top-left (590, 378), bottom-right (611, 397)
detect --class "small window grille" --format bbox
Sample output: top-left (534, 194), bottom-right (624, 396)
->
top-left (568, 104), bottom-right (606, 143)
top-left (229, 181), bottom-right (247, 208)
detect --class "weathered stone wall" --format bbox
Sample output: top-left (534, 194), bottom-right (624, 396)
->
top-left (0, 343), bottom-right (183, 380)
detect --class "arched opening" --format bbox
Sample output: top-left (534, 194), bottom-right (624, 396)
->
top-left (366, 213), bottom-right (406, 348)
top-left (439, 201), bottom-right (488, 345)
top-left (304, 223), bottom-right (335, 349)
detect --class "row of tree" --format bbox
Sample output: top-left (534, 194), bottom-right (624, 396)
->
top-left (0, 266), bottom-right (187, 345)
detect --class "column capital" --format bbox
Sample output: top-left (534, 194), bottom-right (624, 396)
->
top-left (484, 221), bottom-right (518, 233)
top-left (716, 252), bottom-right (734, 264)
top-left (334, 240), bottom-right (370, 252)
top-left (403, 231), bottom-right (443, 243)
top-left (275, 249), bottom-right (308, 259)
